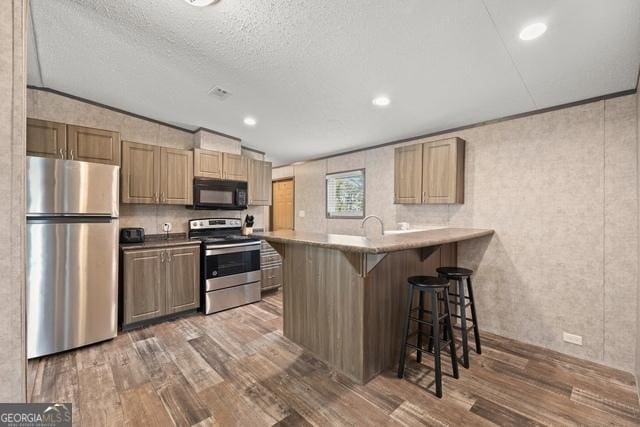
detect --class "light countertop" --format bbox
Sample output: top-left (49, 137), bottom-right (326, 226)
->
top-left (252, 228), bottom-right (494, 254)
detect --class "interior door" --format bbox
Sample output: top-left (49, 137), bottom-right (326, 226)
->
top-left (271, 178), bottom-right (294, 231)
top-left (121, 141), bottom-right (160, 204)
top-left (160, 147), bottom-right (193, 205)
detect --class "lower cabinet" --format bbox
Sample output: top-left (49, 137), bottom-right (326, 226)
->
top-left (121, 244), bottom-right (200, 328)
top-left (260, 241), bottom-right (282, 291)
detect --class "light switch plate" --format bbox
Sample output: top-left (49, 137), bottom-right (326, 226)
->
top-left (563, 332), bottom-right (583, 346)
top-left (299, 210), bottom-right (306, 218)
top-left (162, 223), bottom-right (172, 232)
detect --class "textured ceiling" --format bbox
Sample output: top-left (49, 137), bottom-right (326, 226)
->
top-left (28, 0), bottom-right (640, 165)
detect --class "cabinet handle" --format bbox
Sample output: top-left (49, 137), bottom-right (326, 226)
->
top-left (69, 149), bottom-right (74, 160)
top-left (167, 252), bottom-right (172, 263)
top-left (58, 148), bottom-right (64, 159)
top-left (160, 251), bottom-right (165, 263)
top-left (161, 191), bottom-right (165, 203)
top-left (154, 192), bottom-right (159, 203)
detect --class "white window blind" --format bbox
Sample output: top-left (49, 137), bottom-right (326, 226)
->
top-left (326, 169), bottom-right (365, 218)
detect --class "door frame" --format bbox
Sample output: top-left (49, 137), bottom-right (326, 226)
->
top-left (270, 177), bottom-right (295, 231)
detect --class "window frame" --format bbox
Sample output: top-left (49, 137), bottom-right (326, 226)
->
top-left (325, 168), bottom-right (366, 219)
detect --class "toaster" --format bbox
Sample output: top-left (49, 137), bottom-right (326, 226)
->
top-left (120, 227), bottom-right (145, 244)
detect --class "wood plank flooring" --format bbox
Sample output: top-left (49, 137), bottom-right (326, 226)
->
top-left (28, 290), bottom-right (640, 426)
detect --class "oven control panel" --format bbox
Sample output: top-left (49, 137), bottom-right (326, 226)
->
top-left (189, 218), bottom-right (242, 230)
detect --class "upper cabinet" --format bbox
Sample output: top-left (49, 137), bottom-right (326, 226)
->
top-left (394, 137), bottom-right (465, 205)
top-left (394, 143), bottom-right (423, 204)
top-left (422, 138), bottom-right (464, 204)
top-left (222, 153), bottom-right (248, 181)
top-left (194, 148), bottom-right (223, 179)
top-left (194, 149), bottom-right (248, 181)
top-left (248, 158), bottom-right (272, 206)
top-left (122, 141), bottom-right (193, 205)
top-left (26, 118), bottom-right (67, 159)
top-left (67, 125), bottom-right (121, 165)
top-left (160, 148), bottom-right (193, 205)
top-left (27, 118), bottom-right (120, 166)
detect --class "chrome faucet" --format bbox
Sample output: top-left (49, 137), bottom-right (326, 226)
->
top-left (361, 215), bottom-right (384, 237)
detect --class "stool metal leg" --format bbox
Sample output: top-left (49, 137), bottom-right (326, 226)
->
top-left (466, 276), bottom-right (482, 354)
top-left (458, 278), bottom-right (470, 369)
top-left (397, 284), bottom-right (413, 378)
top-left (431, 290), bottom-right (443, 398)
top-left (443, 291), bottom-right (459, 379)
top-left (417, 290), bottom-right (424, 363)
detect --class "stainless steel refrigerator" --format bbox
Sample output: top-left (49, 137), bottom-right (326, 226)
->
top-left (26, 156), bottom-right (119, 359)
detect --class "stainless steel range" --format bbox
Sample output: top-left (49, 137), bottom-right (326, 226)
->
top-left (189, 218), bottom-right (261, 314)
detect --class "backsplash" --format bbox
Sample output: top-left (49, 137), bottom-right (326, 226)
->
top-left (119, 204), bottom-right (267, 234)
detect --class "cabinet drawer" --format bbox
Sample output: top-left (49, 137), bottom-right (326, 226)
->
top-left (261, 266), bottom-right (282, 290)
top-left (261, 253), bottom-right (282, 267)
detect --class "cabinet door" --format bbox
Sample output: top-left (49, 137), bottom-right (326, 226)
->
top-left (121, 141), bottom-right (160, 204)
top-left (160, 148), bottom-right (193, 205)
top-left (165, 246), bottom-right (200, 314)
top-left (123, 249), bottom-right (165, 325)
top-left (222, 153), bottom-right (248, 181)
top-left (261, 266), bottom-right (282, 291)
top-left (26, 118), bottom-right (67, 159)
top-left (394, 144), bottom-right (423, 204)
top-left (67, 125), bottom-right (121, 165)
top-left (422, 138), bottom-right (464, 204)
top-left (248, 159), bottom-right (273, 205)
top-left (194, 148), bottom-right (223, 179)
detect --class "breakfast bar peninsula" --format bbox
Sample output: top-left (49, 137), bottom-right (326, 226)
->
top-left (253, 227), bottom-right (494, 383)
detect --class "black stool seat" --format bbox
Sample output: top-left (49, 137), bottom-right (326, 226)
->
top-left (436, 267), bottom-right (473, 277)
top-left (408, 276), bottom-right (449, 288)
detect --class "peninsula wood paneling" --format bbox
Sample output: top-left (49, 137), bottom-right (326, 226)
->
top-left (281, 242), bottom-right (456, 383)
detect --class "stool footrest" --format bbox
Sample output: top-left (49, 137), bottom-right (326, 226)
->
top-left (405, 340), bottom-right (455, 354)
top-left (452, 324), bottom-right (475, 332)
top-left (448, 293), bottom-right (471, 301)
top-left (450, 313), bottom-right (474, 322)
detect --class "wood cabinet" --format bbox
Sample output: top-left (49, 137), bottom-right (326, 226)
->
top-left (260, 241), bottom-right (282, 291)
top-left (394, 143), bottom-right (423, 204)
top-left (121, 244), bottom-right (200, 328)
top-left (27, 119), bottom-right (120, 165)
top-left (121, 141), bottom-right (193, 205)
top-left (194, 148), bottom-right (223, 179)
top-left (222, 153), bottom-right (248, 181)
top-left (26, 118), bottom-right (67, 159)
top-left (122, 249), bottom-right (164, 324)
top-left (67, 125), bottom-right (120, 165)
top-left (121, 141), bottom-right (160, 204)
top-left (248, 158), bottom-right (272, 206)
top-left (422, 137), bottom-right (465, 204)
top-left (160, 148), bottom-right (193, 205)
top-left (394, 137), bottom-right (465, 205)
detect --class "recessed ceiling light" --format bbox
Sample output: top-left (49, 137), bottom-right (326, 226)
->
top-left (183, 0), bottom-right (220, 7)
top-left (519, 22), bottom-right (547, 41)
top-left (243, 117), bottom-right (257, 126)
top-left (372, 96), bottom-right (391, 107)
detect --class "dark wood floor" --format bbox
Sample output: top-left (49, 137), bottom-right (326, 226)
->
top-left (28, 290), bottom-right (640, 426)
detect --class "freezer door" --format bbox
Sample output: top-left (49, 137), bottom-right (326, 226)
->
top-left (26, 156), bottom-right (119, 217)
top-left (27, 218), bottom-right (119, 358)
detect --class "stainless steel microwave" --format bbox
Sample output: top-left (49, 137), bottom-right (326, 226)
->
top-left (193, 178), bottom-right (248, 210)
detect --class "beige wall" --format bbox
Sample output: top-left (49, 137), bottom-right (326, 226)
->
top-left (27, 89), bottom-right (268, 233)
top-left (274, 94), bottom-right (639, 372)
top-left (636, 83), bottom-right (640, 384)
top-left (0, 0), bottom-right (26, 402)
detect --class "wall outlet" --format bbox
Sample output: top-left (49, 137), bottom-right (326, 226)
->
top-left (162, 223), bottom-right (172, 232)
top-left (299, 210), bottom-right (306, 218)
top-left (563, 332), bottom-right (583, 346)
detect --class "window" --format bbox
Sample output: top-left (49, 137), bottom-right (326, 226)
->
top-left (326, 169), bottom-right (365, 218)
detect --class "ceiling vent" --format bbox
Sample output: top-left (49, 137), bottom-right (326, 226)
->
top-left (207, 86), bottom-right (231, 101)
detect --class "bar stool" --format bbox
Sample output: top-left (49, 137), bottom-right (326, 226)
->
top-left (397, 275), bottom-right (459, 398)
top-left (437, 267), bottom-right (481, 369)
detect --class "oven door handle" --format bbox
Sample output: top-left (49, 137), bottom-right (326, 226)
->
top-left (206, 243), bottom-right (260, 256)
